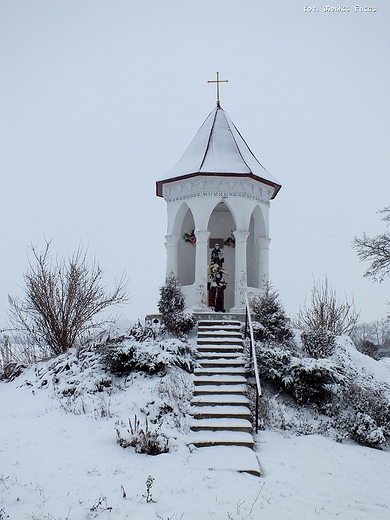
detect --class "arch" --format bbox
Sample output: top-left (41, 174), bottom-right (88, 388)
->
top-left (207, 200), bottom-right (236, 312)
top-left (247, 204), bottom-right (268, 289)
top-left (178, 205), bottom-right (196, 285)
top-left (171, 201), bottom-right (192, 236)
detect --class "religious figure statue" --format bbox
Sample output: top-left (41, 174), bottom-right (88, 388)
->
top-left (211, 243), bottom-right (224, 267)
top-left (214, 272), bottom-right (227, 313)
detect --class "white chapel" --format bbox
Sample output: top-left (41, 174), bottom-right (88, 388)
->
top-left (156, 77), bottom-right (281, 314)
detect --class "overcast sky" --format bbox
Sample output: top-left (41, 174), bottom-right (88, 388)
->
top-left (1, 0), bottom-right (389, 325)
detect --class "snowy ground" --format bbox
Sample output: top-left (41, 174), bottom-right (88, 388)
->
top-left (1, 344), bottom-right (390, 520)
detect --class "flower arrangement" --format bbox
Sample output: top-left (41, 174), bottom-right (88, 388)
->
top-left (224, 231), bottom-right (235, 248)
top-left (183, 230), bottom-right (196, 246)
top-left (208, 263), bottom-right (227, 279)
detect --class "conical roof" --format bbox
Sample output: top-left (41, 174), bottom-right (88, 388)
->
top-left (156, 105), bottom-right (281, 199)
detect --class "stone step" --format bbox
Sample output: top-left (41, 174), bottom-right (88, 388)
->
top-left (192, 405), bottom-right (251, 420)
top-left (194, 375), bottom-right (247, 386)
top-left (189, 431), bottom-right (254, 449)
top-left (198, 352), bottom-right (243, 360)
top-left (192, 394), bottom-right (250, 407)
top-left (195, 367), bottom-right (247, 377)
top-left (189, 446), bottom-right (260, 477)
top-left (190, 418), bottom-right (252, 433)
top-left (197, 345), bottom-right (243, 354)
top-left (198, 358), bottom-right (245, 368)
top-left (197, 337), bottom-right (243, 344)
top-left (198, 332), bottom-right (241, 338)
top-left (198, 320), bottom-right (241, 327)
top-left (193, 384), bottom-right (247, 395)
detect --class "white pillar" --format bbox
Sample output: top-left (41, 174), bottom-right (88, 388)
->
top-left (257, 237), bottom-right (271, 290)
top-left (231, 230), bottom-right (250, 312)
top-left (194, 229), bottom-right (210, 309)
top-left (165, 234), bottom-right (181, 277)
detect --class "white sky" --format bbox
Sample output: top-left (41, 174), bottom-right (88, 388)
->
top-left (1, 0), bottom-right (389, 325)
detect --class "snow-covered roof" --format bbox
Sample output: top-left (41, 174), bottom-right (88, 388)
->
top-left (156, 105), bottom-right (282, 199)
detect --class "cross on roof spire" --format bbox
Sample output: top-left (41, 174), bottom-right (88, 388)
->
top-left (207, 72), bottom-right (228, 107)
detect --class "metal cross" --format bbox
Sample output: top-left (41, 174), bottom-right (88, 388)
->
top-left (207, 72), bottom-right (228, 107)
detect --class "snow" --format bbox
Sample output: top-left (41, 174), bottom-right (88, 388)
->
top-left (158, 107), bottom-right (280, 189)
top-left (1, 342), bottom-right (390, 519)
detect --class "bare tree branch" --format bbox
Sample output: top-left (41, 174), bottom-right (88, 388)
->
top-left (294, 277), bottom-right (360, 335)
top-left (353, 207), bottom-right (390, 282)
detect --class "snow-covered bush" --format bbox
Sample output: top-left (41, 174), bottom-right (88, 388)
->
top-left (116, 415), bottom-right (169, 455)
top-left (157, 273), bottom-right (195, 336)
top-left (301, 328), bottom-right (336, 359)
top-left (331, 381), bottom-right (390, 448)
top-left (100, 337), bottom-right (196, 376)
top-left (250, 284), bottom-right (294, 346)
top-left (255, 343), bottom-right (343, 405)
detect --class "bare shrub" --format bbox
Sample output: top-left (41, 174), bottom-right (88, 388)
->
top-left (116, 415), bottom-right (169, 455)
top-left (8, 241), bottom-right (128, 357)
top-left (294, 277), bottom-right (359, 335)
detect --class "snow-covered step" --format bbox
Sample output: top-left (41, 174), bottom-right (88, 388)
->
top-left (198, 332), bottom-right (242, 339)
top-left (192, 394), bottom-right (250, 406)
top-left (192, 405), bottom-right (251, 420)
top-left (188, 319), bottom-right (260, 477)
top-left (193, 384), bottom-right (247, 395)
top-left (198, 352), bottom-right (243, 360)
top-left (198, 358), bottom-right (245, 368)
top-left (194, 374), bottom-right (247, 386)
top-left (197, 345), bottom-right (243, 354)
top-left (190, 418), bottom-right (253, 433)
top-left (195, 366), bottom-right (247, 377)
top-left (197, 337), bottom-right (243, 344)
top-left (198, 320), bottom-right (241, 327)
top-left (190, 446), bottom-right (260, 477)
top-left (189, 430), bottom-right (254, 449)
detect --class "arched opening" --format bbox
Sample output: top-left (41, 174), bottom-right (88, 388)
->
top-left (207, 200), bottom-right (236, 312)
top-left (247, 205), bottom-right (267, 289)
top-left (178, 206), bottom-right (195, 286)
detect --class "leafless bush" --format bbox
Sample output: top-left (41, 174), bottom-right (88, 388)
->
top-left (294, 277), bottom-right (359, 335)
top-left (116, 414), bottom-right (169, 455)
top-left (8, 241), bottom-right (128, 357)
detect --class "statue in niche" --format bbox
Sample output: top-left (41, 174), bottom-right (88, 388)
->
top-left (214, 272), bottom-right (227, 313)
top-left (211, 243), bottom-right (224, 268)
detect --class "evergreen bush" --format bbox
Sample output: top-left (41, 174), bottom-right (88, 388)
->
top-left (255, 344), bottom-right (343, 405)
top-left (250, 283), bottom-right (294, 345)
top-left (157, 274), bottom-right (195, 336)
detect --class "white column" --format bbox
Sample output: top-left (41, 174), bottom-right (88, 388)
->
top-left (257, 237), bottom-right (271, 290)
top-left (231, 230), bottom-right (250, 312)
top-left (194, 229), bottom-right (210, 309)
top-left (164, 234), bottom-right (181, 277)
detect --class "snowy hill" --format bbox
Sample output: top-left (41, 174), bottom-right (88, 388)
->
top-left (1, 334), bottom-right (390, 519)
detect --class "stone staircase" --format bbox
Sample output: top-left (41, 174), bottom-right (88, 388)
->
top-left (188, 319), bottom-right (260, 476)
